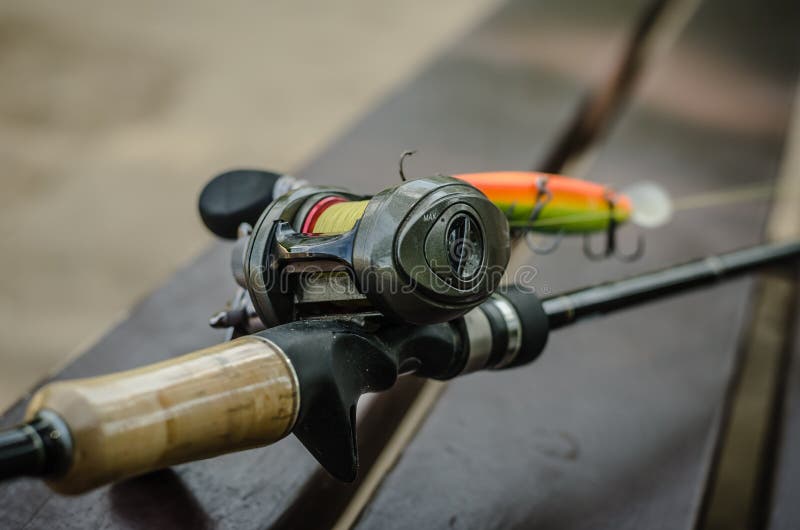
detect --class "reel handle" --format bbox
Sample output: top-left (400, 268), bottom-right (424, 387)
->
top-left (17, 336), bottom-right (299, 494)
top-left (199, 169), bottom-right (306, 239)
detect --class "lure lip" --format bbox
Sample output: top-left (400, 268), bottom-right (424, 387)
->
top-left (622, 181), bottom-right (673, 228)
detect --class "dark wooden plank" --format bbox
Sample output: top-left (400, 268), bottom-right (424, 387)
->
top-left (700, 271), bottom-right (799, 529)
top-left (768, 284), bottom-right (800, 530)
top-left (0, 0), bottom-right (651, 528)
top-left (355, 0), bottom-right (800, 528)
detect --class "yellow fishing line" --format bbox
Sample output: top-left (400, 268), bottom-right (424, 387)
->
top-left (312, 200), bottom-right (369, 234)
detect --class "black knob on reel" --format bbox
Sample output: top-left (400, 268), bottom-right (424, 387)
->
top-left (198, 169), bottom-right (305, 239)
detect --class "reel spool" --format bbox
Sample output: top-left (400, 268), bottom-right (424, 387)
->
top-left (226, 175), bottom-right (510, 327)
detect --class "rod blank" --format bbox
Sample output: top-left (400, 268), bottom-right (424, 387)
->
top-left (542, 240), bottom-right (800, 329)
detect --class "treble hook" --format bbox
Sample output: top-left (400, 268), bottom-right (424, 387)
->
top-left (517, 176), bottom-right (565, 255)
top-left (399, 150), bottom-right (417, 182)
top-left (525, 230), bottom-right (564, 255)
top-left (582, 192), bottom-right (644, 262)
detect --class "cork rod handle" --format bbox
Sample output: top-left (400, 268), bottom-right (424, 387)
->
top-left (25, 336), bottom-right (300, 494)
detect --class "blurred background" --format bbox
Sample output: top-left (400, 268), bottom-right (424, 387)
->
top-left (0, 0), bottom-right (500, 409)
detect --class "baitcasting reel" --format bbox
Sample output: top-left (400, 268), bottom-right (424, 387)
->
top-left (199, 170), bottom-right (511, 330)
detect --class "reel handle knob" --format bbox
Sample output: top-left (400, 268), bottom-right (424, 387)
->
top-left (199, 169), bottom-right (289, 239)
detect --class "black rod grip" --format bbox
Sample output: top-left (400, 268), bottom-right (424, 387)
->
top-left (0, 412), bottom-right (71, 482)
top-left (0, 425), bottom-right (44, 480)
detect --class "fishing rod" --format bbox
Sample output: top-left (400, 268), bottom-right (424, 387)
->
top-left (543, 240), bottom-right (800, 329)
top-left (1, 233), bottom-right (798, 494)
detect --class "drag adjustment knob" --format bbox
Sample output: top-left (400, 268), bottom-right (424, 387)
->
top-left (423, 205), bottom-right (485, 289)
top-left (199, 169), bottom-right (284, 239)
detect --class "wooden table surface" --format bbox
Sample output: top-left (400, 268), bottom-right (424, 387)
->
top-left (354, 0), bottom-right (799, 528)
top-left (770, 291), bottom-right (800, 530)
top-left (1, 0), bottom-right (799, 528)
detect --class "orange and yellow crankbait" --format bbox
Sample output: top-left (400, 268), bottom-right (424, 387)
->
top-left (453, 172), bottom-right (633, 234)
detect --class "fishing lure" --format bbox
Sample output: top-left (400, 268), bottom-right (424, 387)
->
top-left (455, 171), bottom-right (633, 233)
top-left (454, 171), bottom-right (672, 259)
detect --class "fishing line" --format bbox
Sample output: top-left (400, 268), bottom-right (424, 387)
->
top-left (310, 200), bottom-right (370, 234)
top-left (671, 183), bottom-right (773, 212)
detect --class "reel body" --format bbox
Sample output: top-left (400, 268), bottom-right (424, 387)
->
top-left (234, 175), bottom-right (510, 327)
